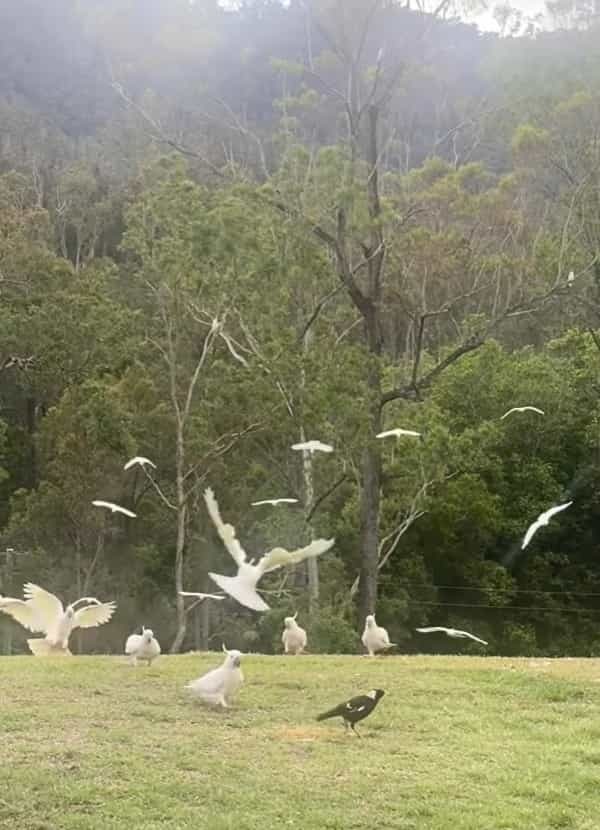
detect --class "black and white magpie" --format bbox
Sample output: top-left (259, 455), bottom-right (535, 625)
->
top-left (316, 689), bottom-right (385, 735)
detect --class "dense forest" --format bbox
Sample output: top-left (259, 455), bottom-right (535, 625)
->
top-left (1, 0), bottom-right (599, 657)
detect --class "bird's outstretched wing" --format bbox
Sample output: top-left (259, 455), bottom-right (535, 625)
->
top-left (23, 583), bottom-right (64, 630)
top-left (416, 627), bottom-right (448, 634)
top-left (251, 498), bottom-right (298, 506)
top-left (203, 488), bottom-right (247, 566)
top-left (455, 629), bottom-right (488, 645)
top-left (377, 429), bottom-right (420, 438)
top-left (92, 500), bottom-right (137, 518)
top-left (124, 456), bottom-right (156, 471)
top-left (291, 441), bottom-right (333, 453)
top-left (540, 501), bottom-right (573, 522)
top-left (521, 519), bottom-right (542, 549)
top-left (0, 598), bottom-right (46, 633)
top-left (260, 538), bottom-right (335, 574)
top-left (179, 591), bottom-right (225, 601)
top-left (73, 601), bottom-right (116, 629)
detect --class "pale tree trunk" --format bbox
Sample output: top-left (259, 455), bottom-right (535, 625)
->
top-left (299, 327), bottom-right (319, 613)
top-left (170, 424), bottom-right (188, 654)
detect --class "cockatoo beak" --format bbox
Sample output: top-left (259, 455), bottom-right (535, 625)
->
top-left (232, 656), bottom-right (241, 668)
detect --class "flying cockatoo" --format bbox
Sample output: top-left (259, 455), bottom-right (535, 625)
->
top-left (282, 613), bottom-right (307, 655)
top-left (178, 591), bottom-right (225, 602)
top-left (376, 428), bottom-right (421, 439)
top-left (416, 626), bottom-right (488, 646)
top-left (125, 627), bottom-right (161, 666)
top-left (123, 456), bottom-right (156, 471)
top-left (251, 498), bottom-right (299, 507)
top-left (291, 440), bottom-right (333, 454)
top-left (185, 646), bottom-right (244, 707)
top-left (500, 406), bottom-right (545, 420)
top-left (0, 583), bottom-right (116, 655)
top-left (204, 487), bottom-right (335, 612)
top-left (92, 500), bottom-right (136, 518)
top-left (521, 501), bottom-right (573, 550)
top-left (361, 614), bottom-right (395, 657)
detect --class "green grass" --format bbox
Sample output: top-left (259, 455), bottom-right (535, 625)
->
top-left (1, 654), bottom-right (600, 830)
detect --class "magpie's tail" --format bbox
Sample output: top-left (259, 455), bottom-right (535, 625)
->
top-left (316, 704), bottom-right (345, 721)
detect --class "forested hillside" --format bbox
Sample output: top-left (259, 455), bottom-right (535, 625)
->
top-left (1, 0), bottom-right (599, 656)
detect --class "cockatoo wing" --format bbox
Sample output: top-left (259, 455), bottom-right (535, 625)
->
top-left (455, 630), bottom-right (488, 645)
top-left (203, 488), bottom-right (247, 566)
top-left (23, 583), bottom-right (64, 630)
top-left (0, 598), bottom-right (46, 633)
top-left (208, 573), bottom-right (269, 612)
top-left (416, 627), bottom-right (449, 634)
top-left (376, 430), bottom-right (397, 438)
top-left (521, 519), bottom-right (542, 549)
top-left (73, 601), bottom-right (116, 629)
top-left (92, 500), bottom-right (137, 517)
top-left (259, 537), bottom-right (335, 574)
top-left (125, 634), bottom-right (142, 654)
top-left (179, 591), bottom-right (225, 601)
top-left (124, 456), bottom-right (156, 471)
top-left (251, 498), bottom-right (299, 506)
top-left (540, 501), bottom-right (573, 522)
top-left (188, 665), bottom-right (225, 696)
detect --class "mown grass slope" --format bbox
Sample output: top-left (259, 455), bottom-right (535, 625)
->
top-left (1, 654), bottom-right (599, 830)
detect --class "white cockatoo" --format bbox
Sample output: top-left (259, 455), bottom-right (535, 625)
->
top-left (291, 440), bottom-right (333, 454)
top-left (0, 583), bottom-right (116, 655)
top-left (123, 456), bottom-right (156, 471)
top-left (185, 646), bottom-right (244, 707)
top-left (500, 406), bottom-right (545, 420)
top-left (376, 428), bottom-right (421, 439)
top-left (251, 498), bottom-right (299, 507)
top-left (92, 500), bottom-right (136, 518)
top-left (179, 591), bottom-right (225, 602)
top-left (521, 501), bottom-right (573, 549)
top-left (416, 626), bottom-right (488, 646)
top-left (125, 627), bottom-right (161, 665)
top-left (204, 487), bottom-right (335, 612)
top-left (361, 614), bottom-right (395, 657)
top-left (282, 613), bottom-right (307, 655)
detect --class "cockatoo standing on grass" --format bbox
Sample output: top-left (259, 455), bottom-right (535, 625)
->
top-left (125, 627), bottom-right (161, 666)
top-left (204, 487), bottom-right (335, 612)
top-left (361, 614), bottom-right (395, 657)
top-left (185, 646), bottom-right (244, 707)
top-left (282, 613), bottom-right (307, 655)
top-left (0, 583), bottom-right (116, 655)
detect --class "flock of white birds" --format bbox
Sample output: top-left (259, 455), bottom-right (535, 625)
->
top-left (0, 407), bottom-right (573, 706)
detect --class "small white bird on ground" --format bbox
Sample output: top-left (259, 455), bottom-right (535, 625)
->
top-left (376, 428), bottom-right (421, 439)
top-left (92, 500), bottom-right (136, 518)
top-left (500, 406), bottom-right (545, 420)
top-left (179, 591), bottom-right (225, 602)
top-left (204, 487), bottom-right (335, 612)
top-left (123, 456), bottom-right (156, 471)
top-left (251, 498), bottom-right (299, 507)
top-left (125, 627), bottom-right (161, 666)
top-left (185, 645), bottom-right (244, 707)
top-left (282, 613), bottom-right (307, 655)
top-left (361, 614), bottom-right (395, 657)
top-left (521, 501), bottom-right (573, 549)
top-left (567, 270), bottom-right (575, 284)
top-left (291, 440), bottom-right (333, 454)
top-left (416, 626), bottom-right (488, 646)
top-left (0, 583), bottom-right (116, 655)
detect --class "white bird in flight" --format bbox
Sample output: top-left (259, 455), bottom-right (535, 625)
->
top-left (123, 456), bottom-right (156, 471)
top-left (416, 626), bottom-right (488, 646)
top-left (376, 428), bottom-right (421, 439)
top-left (204, 487), bottom-right (335, 611)
top-left (0, 583), bottom-right (116, 655)
top-left (521, 501), bottom-right (573, 550)
top-left (186, 645), bottom-right (244, 707)
top-left (291, 440), bottom-right (333, 454)
top-left (179, 591), bottom-right (225, 602)
top-left (251, 498), bottom-right (299, 507)
top-left (500, 406), bottom-right (545, 420)
top-left (125, 626), bottom-right (161, 666)
top-left (92, 500), bottom-right (136, 518)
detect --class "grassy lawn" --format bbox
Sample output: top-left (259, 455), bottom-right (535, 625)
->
top-left (1, 653), bottom-right (599, 829)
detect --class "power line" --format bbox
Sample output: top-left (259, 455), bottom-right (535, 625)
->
top-left (411, 599), bottom-right (600, 614)
top-left (399, 582), bottom-right (600, 598)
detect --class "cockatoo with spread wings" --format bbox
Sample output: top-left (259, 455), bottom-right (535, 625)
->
top-left (204, 487), bottom-right (335, 612)
top-left (0, 583), bottom-right (116, 655)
